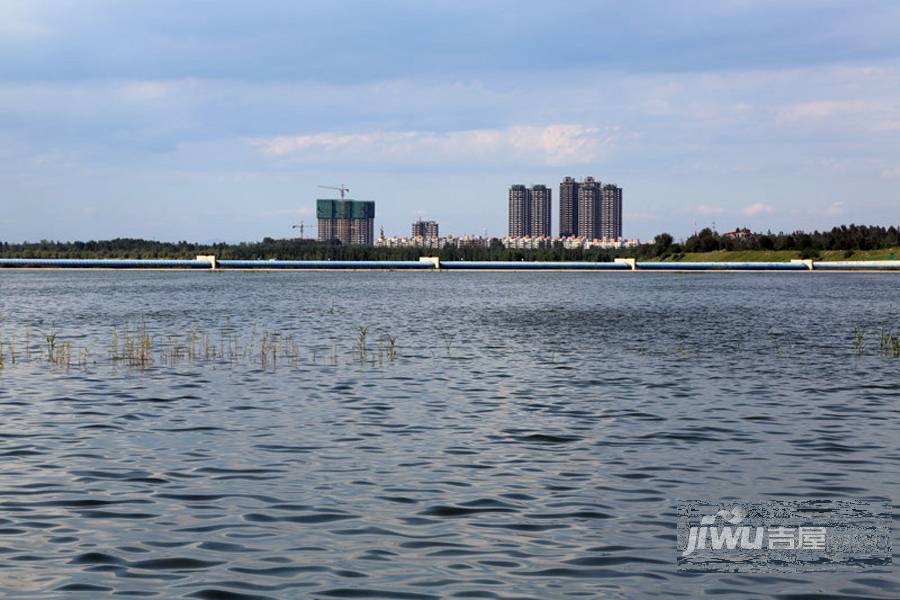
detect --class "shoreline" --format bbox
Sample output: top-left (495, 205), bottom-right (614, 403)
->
top-left (1, 258), bottom-right (899, 272)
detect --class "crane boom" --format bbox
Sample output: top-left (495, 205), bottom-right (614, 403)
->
top-left (317, 184), bottom-right (350, 201)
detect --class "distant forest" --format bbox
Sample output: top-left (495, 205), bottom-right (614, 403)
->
top-left (1, 225), bottom-right (898, 261)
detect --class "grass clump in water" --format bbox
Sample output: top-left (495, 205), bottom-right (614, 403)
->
top-left (850, 325), bottom-right (900, 359)
top-left (385, 334), bottom-right (398, 361)
top-left (853, 326), bottom-right (864, 356)
top-left (355, 326), bottom-right (369, 364)
top-left (0, 315), bottom-right (419, 373)
top-left (879, 329), bottom-right (900, 358)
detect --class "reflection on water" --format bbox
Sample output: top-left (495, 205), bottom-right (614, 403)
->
top-left (0, 271), bottom-right (898, 599)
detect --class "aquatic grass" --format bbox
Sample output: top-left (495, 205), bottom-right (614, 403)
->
top-left (437, 327), bottom-right (455, 357)
top-left (111, 326), bottom-right (120, 362)
top-left (260, 330), bottom-right (270, 366)
top-left (376, 335), bottom-right (384, 366)
top-left (0, 316), bottom-right (416, 373)
top-left (45, 330), bottom-right (58, 362)
top-left (768, 331), bottom-right (795, 359)
top-left (853, 326), bottom-right (864, 356)
top-left (356, 326), bottom-right (369, 364)
top-left (4, 327), bottom-right (17, 365)
top-left (849, 325), bottom-right (900, 359)
top-left (880, 329), bottom-right (900, 358)
top-left (77, 346), bottom-right (91, 369)
top-left (385, 334), bottom-right (398, 361)
top-left (57, 340), bottom-right (72, 368)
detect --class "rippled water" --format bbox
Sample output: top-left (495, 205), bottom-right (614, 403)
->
top-left (0, 271), bottom-right (898, 599)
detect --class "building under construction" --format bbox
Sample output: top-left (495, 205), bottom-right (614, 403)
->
top-left (317, 199), bottom-right (375, 245)
top-left (412, 219), bottom-right (439, 239)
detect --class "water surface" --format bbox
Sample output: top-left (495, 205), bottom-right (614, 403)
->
top-left (0, 271), bottom-right (898, 598)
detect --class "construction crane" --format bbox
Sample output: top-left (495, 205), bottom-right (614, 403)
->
top-left (292, 222), bottom-right (305, 238)
top-left (318, 184), bottom-right (350, 200)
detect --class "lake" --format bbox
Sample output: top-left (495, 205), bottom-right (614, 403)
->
top-left (0, 270), bottom-right (898, 598)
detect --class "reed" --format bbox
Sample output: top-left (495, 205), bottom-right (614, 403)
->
top-left (356, 326), bottom-right (369, 364)
top-left (385, 334), bottom-right (398, 361)
top-left (5, 327), bottom-right (16, 365)
top-left (853, 326), bottom-right (864, 355)
top-left (78, 346), bottom-right (91, 368)
top-left (45, 330), bottom-right (58, 362)
top-left (260, 330), bottom-right (269, 366)
top-left (111, 326), bottom-right (120, 362)
top-left (437, 328), bottom-right (455, 357)
top-left (377, 335), bottom-right (384, 367)
top-left (139, 321), bottom-right (152, 367)
top-left (769, 333), bottom-right (794, 359)
top-left (880, 329), bottom-right (900, 358)
top-left (57, 340), bottom-right (72, 368)
top-left (0, 316), bottom-right (418, 372)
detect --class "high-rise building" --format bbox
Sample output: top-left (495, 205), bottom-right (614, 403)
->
top-left (577, 176), bottom-right (602, 240)
top-left (412, 219), bottom-right (439, 239)
top-left (317, 199), bottom-right (375, 245)
top-left (530, 185), bottom-right (552, 237)
top-left (509, 184), bottom-right (554, 237)
top-left (559, 176), bottom-right (579, 237)
top-left (508, 184), bottom-right (530, 237)
top-left (600, 184), bottom-right (623, 240)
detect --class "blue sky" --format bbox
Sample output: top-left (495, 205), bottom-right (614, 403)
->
top-left (2, 0), bottom-right (899, 242)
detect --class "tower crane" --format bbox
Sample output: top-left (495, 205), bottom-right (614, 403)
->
top-left (318, 184), bottom-right (350, 201)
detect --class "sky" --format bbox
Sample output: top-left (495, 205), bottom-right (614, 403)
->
top-left (2, 0), bottom-right (899, 243)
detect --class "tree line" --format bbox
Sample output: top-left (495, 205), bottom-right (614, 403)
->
top-left (0, 225), bottom-right (897, 261)
top-left (661, 224), bottom-right (900, 259)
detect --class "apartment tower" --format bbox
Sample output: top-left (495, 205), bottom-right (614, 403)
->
top-left (508, 185), bottom-right (530, 237)
top-left (559, 176), bottom-right (579, 237)
top-left (600, 184), bottom-right (623, 240)
top-left (530, 185), bottom-right (552, 237)
top-left (577, 177), bottom-right (601, 240)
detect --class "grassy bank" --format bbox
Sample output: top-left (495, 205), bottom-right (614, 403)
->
top-left (667, 247), bottom-right (900, 262)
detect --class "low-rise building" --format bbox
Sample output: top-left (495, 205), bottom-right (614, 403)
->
top-left (374, 234), bottom-right (496, 249)
top-left (502, 236), bottom-right (640, 250)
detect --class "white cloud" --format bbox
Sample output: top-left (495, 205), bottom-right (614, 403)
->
top-left (119, 80), bottom-right (180, 101)
top-left (249, 124), bottom-right (617, 167)
top-left (777, 100), bottom-right (877, 121)
top-left (775, 98), bottom-right (900, 134)
top-left (0, 3), bottom-right (50, 37)
top-left (694, 204), bottom-right (726, 215)
top-left (741, 202), bottom-right (774, 216)
top-left (881, 166), bottom-right (900, 179)
top-left (824, 201), bottom-right (845, 216)
top-left (686, 203), bottom-right (776, 219)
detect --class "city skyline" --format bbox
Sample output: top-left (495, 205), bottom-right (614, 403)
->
top-left (509, 178), bottom-right (622, 241)
top-left (1, 2), bottom-right (899, 242)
